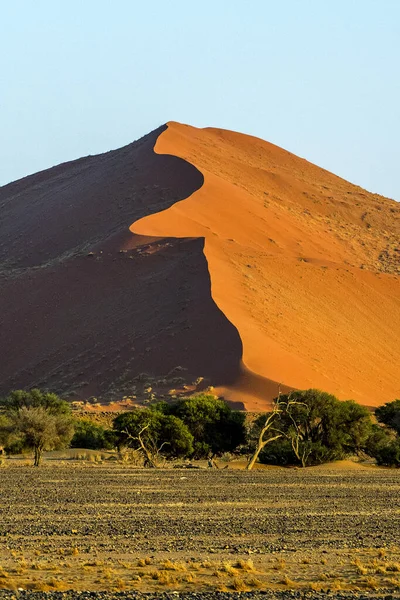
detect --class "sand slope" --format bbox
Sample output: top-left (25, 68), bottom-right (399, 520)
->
top-left (0, 127), bottom-right (242, 401)
top-left (131, 122), bottom-right (400, 409)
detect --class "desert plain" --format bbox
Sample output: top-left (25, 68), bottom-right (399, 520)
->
top-left (0, 457), bottom-right (399, 599)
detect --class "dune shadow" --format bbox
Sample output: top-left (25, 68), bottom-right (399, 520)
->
top-left (0, 126), bottom-right (246, 399)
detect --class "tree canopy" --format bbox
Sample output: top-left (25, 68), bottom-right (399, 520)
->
top-left (0, 389), bottom-right (73, 465)
top-left (257, 389), bottom-right (372, 467)
top-left (113, 408), bottom-right (194, 465)
top-left (0, 388), bottom-right (71, 415)
top-left (166, 394), bottom-right (246, 457)
top-left (375, 399), bottom-right (400, 435)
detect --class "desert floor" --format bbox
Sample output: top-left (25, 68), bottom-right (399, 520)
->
top-left (0, 458), bottom-right (399, 598)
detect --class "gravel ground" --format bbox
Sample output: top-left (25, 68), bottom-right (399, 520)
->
top-left (0, 463), bottom-right (399, 597)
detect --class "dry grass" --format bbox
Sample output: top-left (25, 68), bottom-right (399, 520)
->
top-left (137, 557), bottom-right (152, 567)
top-left (246, 576), bottom-right (263, 588)
top-left (279, 574), bottom-right (297, 587)
top-left (231, 576), bottom-right (248, 591)
top-left (233, 558), bottom-right (255, 572)
top-left (352, 559), bottom-right (368, 575)
top-left (220, 562), bottom-right (238, 576)
top-left (365, 576), bottom-right (379, 590)
top-left (148, 569), bottom-right (177, 585)
top-left (273, 559), bottom-right (286, 571)
top-left (162, 559), bottom-right (187, 571)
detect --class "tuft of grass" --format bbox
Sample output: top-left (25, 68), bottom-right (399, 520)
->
top-left (181, 572), bottom-right (197, 583)
top-left (201, 560), bottom-right (214, 569)
top-left (375, 566), bottom-right (386, 575)
top-left (279, 574), bottom-right (296, 587)
top-left (331, 579), bottom-right (343, 591)
top-left (212, 570), bottom-right (224, 578)
top-left (246, 576), bottom-right (263, 588)
top-left (114, 578), bottom-right (126, 590)
top-left (221, 562), bottom-right (238, 576)
top-left (234, 559), bottom-right (255, 572)
top-left (102, 568), bottom-right (115, 580)
top-left (352, 559), bottom-right (368, 575)
top-left (149, 569), bottom-right (177, 585)
top-left (231, 577), bottom-right (248, 591)
top-left (365, 576), bottom-right (378, 590)
top-left (162, 559), bottom-right (186, 571)
top-left (48, 577), bottom-right (67, 590)
top-left (273, 559), bottom-right (286, 571)
top-left (310, 582), bottom-right (321, 591)
top-left (137, 557), bottom-right (152, 567)
top-left (25, 581), bottom-right (50, 592)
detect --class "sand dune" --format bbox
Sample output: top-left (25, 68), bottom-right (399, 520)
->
top-left (131, 122), bottom-right (400, 409)
top-left (0, 122), bottom-right (398, 409)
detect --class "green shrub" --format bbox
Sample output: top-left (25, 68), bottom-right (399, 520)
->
top-left (71, 420), bottom-right (114, 450)
top-left (365, 423), bottom-right (400, 467)
top-left (375, 399), bottom-right (400, 435)
top-left (168, 394), bottom-right (246, 458)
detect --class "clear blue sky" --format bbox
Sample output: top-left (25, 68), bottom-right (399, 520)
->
top-left (1, 0), bottom-right (399, 200)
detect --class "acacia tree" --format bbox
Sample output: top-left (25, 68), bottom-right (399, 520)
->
top-left (113, 409), bottom-right (193, 467)
top-left (259, 389), bottom-right (372, 467)
top-left (168, 394), bottom-right (246, 458)
top-left (0, 389), bottom-right (74, 466)
top-left (7, 406), bottom-right (74, 466)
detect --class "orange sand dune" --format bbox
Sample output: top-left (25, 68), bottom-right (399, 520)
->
top-left (131, 122), bottom-right (400, 409)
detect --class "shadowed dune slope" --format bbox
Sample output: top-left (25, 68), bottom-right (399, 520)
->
top-left (0, 127), bottom-right (244, 401)
top-left (131, 122), bottom-right (400, 409)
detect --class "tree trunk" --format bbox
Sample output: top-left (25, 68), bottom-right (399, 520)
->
top-left (34, 446), bottom-right (42, 467)
top-left (246, 434), bottom-right (282, 470)
top-left (246, 448), bottom-right (261, 471)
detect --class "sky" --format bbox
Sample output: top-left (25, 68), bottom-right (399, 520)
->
top-left (1, 0), bottom-right (399, 200)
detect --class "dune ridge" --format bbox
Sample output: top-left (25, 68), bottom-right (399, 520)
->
top-left (0, 127), bottom-right (244, 402)
top-left (131, 122), bottom-right (400, 409)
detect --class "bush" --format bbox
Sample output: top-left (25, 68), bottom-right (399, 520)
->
top-left (375, 399), bottom-right (400, 435)
top-left (71, 420), bottom-right (114, 450)
top-left (365, 423), bottom-right (400, 467)
top-left (372, 439), bottom-right (400, 467)
top-left (168, 394), bottom-right (246, 458)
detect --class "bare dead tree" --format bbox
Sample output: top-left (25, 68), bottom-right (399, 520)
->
top-left (121, 424), bottom-right (169, 468)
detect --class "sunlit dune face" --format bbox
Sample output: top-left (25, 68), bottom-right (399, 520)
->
top-left (131, 121), bottom-right (400, 408)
